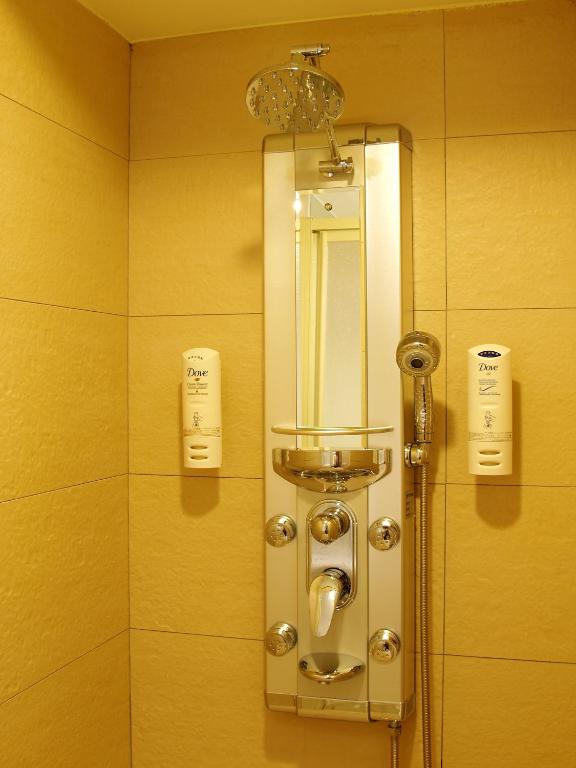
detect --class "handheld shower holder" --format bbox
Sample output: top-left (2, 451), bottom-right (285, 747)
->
top-left (404, 442), bottom-right (430, 468)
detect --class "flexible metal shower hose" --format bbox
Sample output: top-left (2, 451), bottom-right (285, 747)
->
top-left (389, 722), bottom-right (401, 768)
top-left (419, 463), bottom-right (433, 768)
top-left (387, 463), bottom-right (432, 768)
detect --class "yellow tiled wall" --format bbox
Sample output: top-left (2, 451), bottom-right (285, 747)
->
top-left (0, 1), bottom-right (130, 765)
top-left (128, 1), bottom-right (576, 766)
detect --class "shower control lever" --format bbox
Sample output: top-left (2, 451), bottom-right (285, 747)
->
top-left (309, 568), bottom-right (350, 637)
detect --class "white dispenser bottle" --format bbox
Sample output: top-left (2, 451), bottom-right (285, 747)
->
top-left (468, 344), bottom-right (512, 475)
top-left (182, 348), bottom-right (222, 468)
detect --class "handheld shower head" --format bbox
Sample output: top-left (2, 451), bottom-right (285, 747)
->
top-left (396, 331), bottom-right (441, 444)
top-left (396, 331), bottom-right (440, 378)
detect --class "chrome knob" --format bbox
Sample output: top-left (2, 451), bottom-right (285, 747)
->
top-left (265, 515), bottom-right (296, 547)
top-left (310, 503), bottom-right (350, 544)
top-left (265, 622), bottom-right (297, 656)
top-left (309, 568), bottom-right (350, 637)
top-left (369, 518), bottom-right (401, 551)
top-left (369, 629), bottom-right (401, 663)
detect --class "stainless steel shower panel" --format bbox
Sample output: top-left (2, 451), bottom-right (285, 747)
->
top-left (264, 125), bottom-right (414, 722)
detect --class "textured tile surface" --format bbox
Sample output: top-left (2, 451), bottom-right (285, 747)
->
top-left (446, 309), bottom-right (576, 486)
top-left (446, 132), bottom-right (576, 309)
top-left (0, 0), bottom-right (130, 156)
top-left (445, 484), bottom-right (576, 663)
top-left (0, 96), bottom-right (128, 314)
top-left (443, 655), bottom-right (576, 768)
top-left (130, 153), bottom-right (262, 315)
top-left (130, 11), bottom-right (444, 159)
top-left (0, 301), bottom-right (127, 501)
top-left (0, 476), bottom-right (128, 702)
top-left (128, 3), bottom-right (576, 766)
top-left (413, 140), bottom-right (446, 311)
top-left (0, 632), bottom-right (131, 768)
top-left (131, 630), bottom-right (442, 768)
top-left (445, 0), bottom-right (576, 137)
top-left (130, 475), bottom-right (263, 638)
top-left (129, 314), bottom-right (262, 477)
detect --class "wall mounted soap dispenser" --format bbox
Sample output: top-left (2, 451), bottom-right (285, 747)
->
top-left (182, 348), bottom-right (222, 468)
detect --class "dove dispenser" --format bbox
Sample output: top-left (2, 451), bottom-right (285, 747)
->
top-left (468, 344), bottom-right (512, 476)
top-left (182, 348), bottom-right (222, 468)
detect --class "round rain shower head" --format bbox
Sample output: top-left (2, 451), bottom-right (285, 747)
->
top-left (246, 58), bottom-right (345, 134)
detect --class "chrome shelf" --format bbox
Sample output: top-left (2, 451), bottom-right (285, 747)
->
top-left (272, 447), bottom-right (391, 493)
top-left (271, 424), bottom-right (393, 436)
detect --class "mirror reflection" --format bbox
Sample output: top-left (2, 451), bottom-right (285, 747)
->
top-left (295, 187), bottom-right (366, 448)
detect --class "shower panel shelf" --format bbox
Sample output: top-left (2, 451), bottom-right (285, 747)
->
top-left (272, 447), bottom-right (391, 493)
top-left (271, 424), bottom-right (394, 436)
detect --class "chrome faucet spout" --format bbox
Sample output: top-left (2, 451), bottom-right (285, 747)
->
top-left (308, 568), bottom-right (349, 637)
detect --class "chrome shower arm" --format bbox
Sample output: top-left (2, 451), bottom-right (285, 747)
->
top-left (319, 119), bottom-right (354, 178)
top-left (290, 44), bottom-right (331, 59)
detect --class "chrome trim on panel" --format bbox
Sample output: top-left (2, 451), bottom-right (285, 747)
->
top-left (297, 696), bottom-right (369, 721)
top-left (263, 124), bottom-right (413, 154)
top-left (369, 695), bottom-right (416, 722)
top-left (266, 692), bottom-right (297, 713)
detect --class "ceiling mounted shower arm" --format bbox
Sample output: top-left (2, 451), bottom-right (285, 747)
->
top-left (290, 44), bottom-right (331, 68)
top-left (319, 119), bottom-right (354, 178)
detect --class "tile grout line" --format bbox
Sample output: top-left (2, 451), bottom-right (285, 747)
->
top-left (0, 473), bottom-right (129, 507)
top-left (131, 627), bottom-right (263, 643)
top-left (129, 308), bottom-right (576, 319)
top-left (443, 651), bottom-right (576, 667)
top-left (127, 41), bottom-right (134, 768)
top-left (446, 127), bottom-right (576, 141)
top-left (444, 481), bottom-right (576, 489)
top-left (0, 90), bottom-right (128, 161)
top-left (129, 627), bottom-right (576, 668)
top-left (129, 472), bottom-right (265, 481)
top-left (0, 629), bottom-right (129, 708)
top-left (441, 11), bottom-right (448, 763)
top-left (130, 311), bottom-right (264, 318)
top-left (131, 148), bottom-right (262, 163)
top-left (128, 472), bottom-right (576, 489)
top-left (129, 128), bottom-right (576, 164)
top-left (0, 294), bottom-right (128, 317)
top-left (415, 307), bottom-right (576, 313)
top-left (446, 306), bottom-right (576, 312)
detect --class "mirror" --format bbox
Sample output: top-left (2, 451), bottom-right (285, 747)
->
top-left (295, 187), bottom-right (366, 448)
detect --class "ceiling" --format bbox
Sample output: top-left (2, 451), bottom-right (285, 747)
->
top-left (76, 0), bottom-right (525, 42)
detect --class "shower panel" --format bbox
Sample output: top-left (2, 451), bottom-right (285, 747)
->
top-left (262, 123), bottom-right (414, 722)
